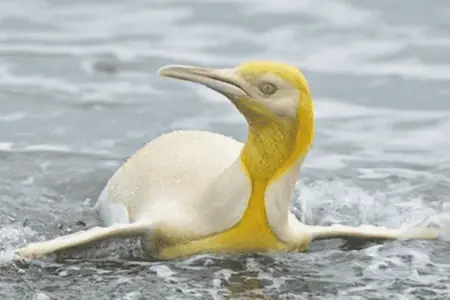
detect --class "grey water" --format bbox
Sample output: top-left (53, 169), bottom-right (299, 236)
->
top-left (1, 0), bottom-right (450, 299)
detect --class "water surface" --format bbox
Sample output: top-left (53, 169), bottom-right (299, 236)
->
top-left (1, 0), bottom-right (450, 299)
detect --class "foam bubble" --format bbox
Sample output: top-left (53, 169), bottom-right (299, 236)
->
top-left (150, 264), bottom-right (177, 279)
top-left (417, 214), bottom-right (450, 242)
top-left (0, 142), bottom-right (13, 151)
top-left (0, 224), bottom-right (38, 265)
top-left (0, 248), bottom-right (15, 265)
top-left (32, 293), bottom-right (52, 300)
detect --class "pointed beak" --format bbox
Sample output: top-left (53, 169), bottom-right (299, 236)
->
top-left (157, 64), bottom-right (248, 98)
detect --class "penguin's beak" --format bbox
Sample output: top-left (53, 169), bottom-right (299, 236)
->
top-left (158, 64), bottom-right (248, 98)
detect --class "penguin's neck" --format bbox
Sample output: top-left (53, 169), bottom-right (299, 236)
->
top-left (240, 120), bottom-right (299, 183)
top-left (238, 111), bottom-right (314, 230)
top-left (240, 95), bottom-right (314, 184)
top-left (235, 120), bottom-right (298, 232)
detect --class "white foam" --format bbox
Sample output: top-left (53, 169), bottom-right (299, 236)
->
top-left (0, 248), bottom-right (15, 264)
top-left (0, 142), bottom-right (13, 151)
top-left (117, 292), bottom-right (141, 300)
top-left (24, 144), bottom-right (72, 152)
top-left (416, 214), bottom-right (450, 242)
top-left (150, 264), bottom-right (176, 279)
top-left (297, 179), bottom-right (441, 229)
top-left (0, 224), bottom-right (38, 265)
top-left (32, 293), bottom-right (52, 300)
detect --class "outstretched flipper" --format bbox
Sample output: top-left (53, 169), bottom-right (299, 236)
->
top-left (13, 223), bottom-right (152, 262)
top-left (307, 222), bottom-right (441, 242)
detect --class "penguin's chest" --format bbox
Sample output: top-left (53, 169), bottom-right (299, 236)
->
top-left (211, 185), bottom-right (285, 249)
top-left (153, 184), bottom-right (287, 260)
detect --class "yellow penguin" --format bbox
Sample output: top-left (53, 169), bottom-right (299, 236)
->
top-left (13, 61), bottom-right (441, 261)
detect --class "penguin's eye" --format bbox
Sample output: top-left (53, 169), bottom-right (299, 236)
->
top-left (258, 82), bottom-right (278, 95)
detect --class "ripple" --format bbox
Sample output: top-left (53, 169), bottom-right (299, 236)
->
top-left (237, 0), bottom-right (376, 27)
top-left (0, 142), bottom-right (122, 161)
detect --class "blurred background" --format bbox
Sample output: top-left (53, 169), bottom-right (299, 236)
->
top-left (1, 0), bottom-right (450, 299)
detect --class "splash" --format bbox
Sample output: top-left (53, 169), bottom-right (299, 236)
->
top-left (0, 247), bottom-right (15, 264)
top-left (296, 179), bottom-right (449, 233)
top-left (402, 213), bottom-right (450, 242)
top-left (0, 223), bottom-right (38, 265)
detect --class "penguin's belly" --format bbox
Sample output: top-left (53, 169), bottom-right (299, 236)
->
top-left (96, 130), bottom-right (243, 226)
